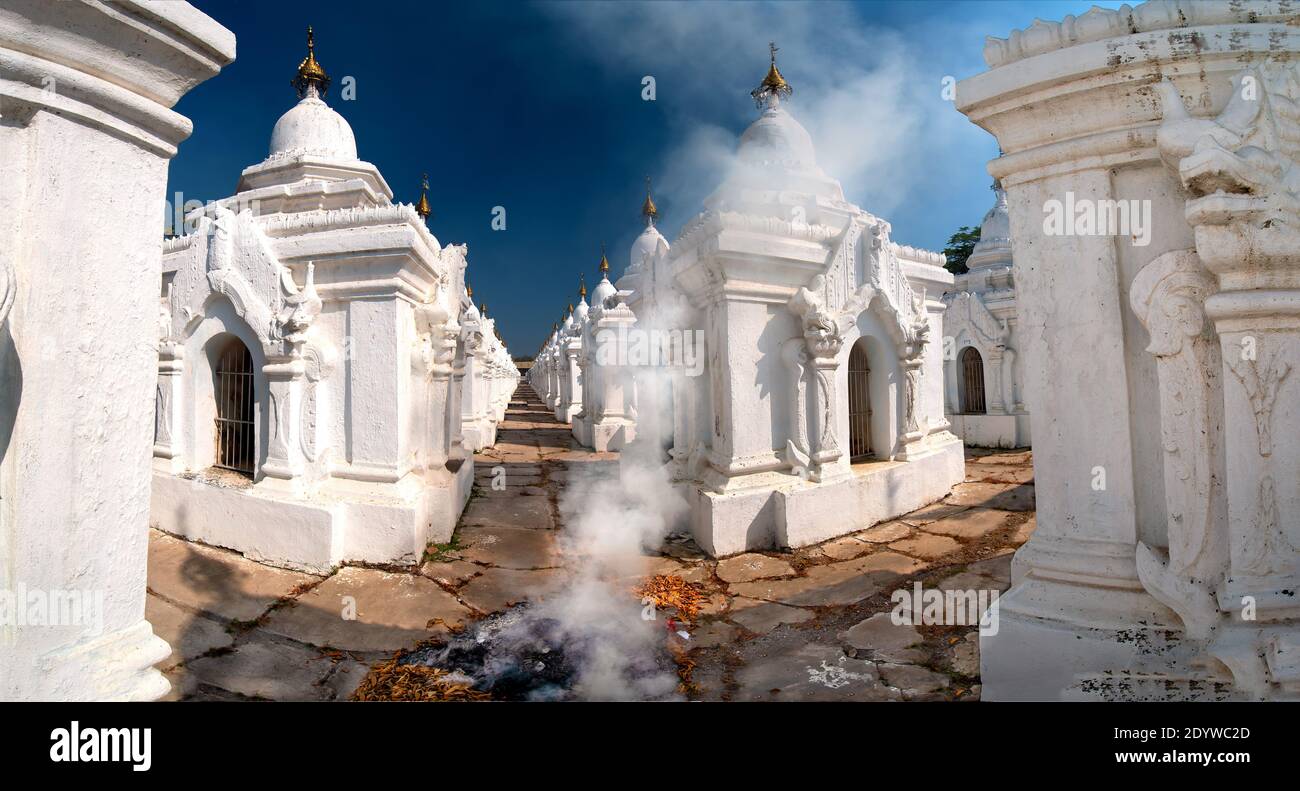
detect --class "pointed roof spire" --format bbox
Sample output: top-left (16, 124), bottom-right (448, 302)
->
top-left (641, 176), bottom-right (658, 226)
top-left (415, 173), bottom-right (431, 220)
top-left (750, 41), bottom-right (791, 108)
top-left (480, 303), bottom-right (488, 317)
top-left (465, 282), bottom-right (473, 298)
top-left (598, 242), bottom-right (610, 274)
top-left (292, 26), bottom-right (331, 98)
top-left (579, 273), bottom-right (587, 299)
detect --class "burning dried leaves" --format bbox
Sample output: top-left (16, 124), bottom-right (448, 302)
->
top-left (634, 574), bottom-right (707, 622)
top-left (352, 658), bottom-right (491, 702)
top-left (634, 574), bottom-right (709, 695)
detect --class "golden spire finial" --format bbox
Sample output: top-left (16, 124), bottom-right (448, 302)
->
top-left (415, 173), bottom-right (431, 220)
top-left (293, 25), bottom-right (331, 98)
top-left (599, 242), bottom-right (610, 275)
top-left (480, 302), bottom-right (488, 316)
top-left (641, 176), bottom-right (658, 226)
top-left (466, 282), bottom-right (473, 298)
top-left (579, 273), bottom-right (587, 299)
top-left (751, 40), bottom-right (791, 108)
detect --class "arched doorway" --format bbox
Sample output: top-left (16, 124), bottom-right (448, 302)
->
top-left (960, 346), bottom-right (986, 414)
top-left (848, 342), bottom-right (872, 461)
top-left (213, 338), bottom-right (255, 476)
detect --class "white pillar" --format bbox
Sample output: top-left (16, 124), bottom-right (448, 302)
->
top-left (0, 1), bottom-right (234, 700)
top-left (957, 1), bottom-right (1300, 700)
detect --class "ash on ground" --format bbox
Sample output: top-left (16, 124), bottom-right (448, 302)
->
top-left (399, 605), bottom-right (681, 701)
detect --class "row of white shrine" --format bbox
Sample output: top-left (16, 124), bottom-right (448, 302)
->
top-left (6, 0), bottom-right (1298, 703)
top-left (528, 60), bottom-right (1030, 555)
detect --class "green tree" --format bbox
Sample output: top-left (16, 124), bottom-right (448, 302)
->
top-left (942, 225), bottom-right (981, 275)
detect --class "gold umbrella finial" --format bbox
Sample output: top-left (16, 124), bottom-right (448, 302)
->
top-left (465, 282), bottom-right (473, 298)
top-left (579, 273), bottom-right (587, 299)
top-left (751, 40), bottom-right (791, 108)
top-left (641, 176), bottom-right (658, 226)
top-left (599, 242), bottom-right (610, 274)
top-left (292, 25), bottom-right (331, 98)
top-left (480, 302), bottom-right (488, 317)
top-left (415, 173), bottom-right (431, 220)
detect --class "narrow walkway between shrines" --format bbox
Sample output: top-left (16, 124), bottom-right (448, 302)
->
top-left (146, 381), bottom-right (1036, 701)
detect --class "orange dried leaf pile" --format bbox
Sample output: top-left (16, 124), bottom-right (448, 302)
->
top-left (634, 574), bottom-right (707, 622)
top-left (351, 659), bottom-right (489, 702)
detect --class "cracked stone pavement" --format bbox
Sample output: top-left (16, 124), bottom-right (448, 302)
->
top-left (149, 382), bottom-right (1034, 701)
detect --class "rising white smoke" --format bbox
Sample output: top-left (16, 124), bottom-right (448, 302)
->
top-left (538, 0), bottom-right (1012, 255)
top-left (540, 407), bottom-right (691, 700)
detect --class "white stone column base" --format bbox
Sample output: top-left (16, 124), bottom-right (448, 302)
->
top-left (33, 621), bottom-right (171, 702)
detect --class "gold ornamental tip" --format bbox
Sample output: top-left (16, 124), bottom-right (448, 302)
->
top-left (293, 26), bottom-right (331, 98)
top-left (751, 41), bottom-right (791, 108)
top-left (641, 176), bottom-right (658, 224)
top-left (480, 303), bottom-right (488, 317)
top-left (579, 273), bottom-right (587, 299)
top-left (415, 173), bottom-right (431, 220)
top-left (466, 283), bottom-right (473, 298)
top-left (598, 242), bottom-right (609, 274)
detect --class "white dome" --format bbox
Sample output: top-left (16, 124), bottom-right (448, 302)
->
top-left (968, 182), bottom-right (1013, 269)
top-left (591, 275), bottom-right (617, 308)
top-left (737, 103), bottom-right (817, 171)
top-left (269, 94), bottom-right (358, 160)
top-left (573, 298), bottom-right (589, 323)
top-left (630, 224), bottom-right (666, 271)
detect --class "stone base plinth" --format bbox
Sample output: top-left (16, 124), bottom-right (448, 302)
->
top-left (461, 417), bottom-right (497, 452)
top-left (978, 572), bottom-right (1227, 700)
top-left (686, 436), bottom-right (964, 557)
top-left (20, 621), bottom-right (172, 702)
top-left (572, 415), bottom-right (635, 452)
top-left (948, 413), bottom-right (1031, 449)
top-left (151, 459), bottom-right (472, 573)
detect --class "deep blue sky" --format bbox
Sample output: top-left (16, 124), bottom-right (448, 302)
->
top-left (176, 0), bottom-right (1117, 355)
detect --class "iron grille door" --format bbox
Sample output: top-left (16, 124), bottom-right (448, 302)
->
top-left (848, 343), bottom-right (872, 461)
top-left (214, 341), bottom-right (255, 475)
top-left (961, 346), bottom-right (987, 414)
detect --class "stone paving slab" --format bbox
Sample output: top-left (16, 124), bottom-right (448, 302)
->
top-left (457, 567), bottom-right (563, 613)
top-left (922, 507), bottom-right (1014, 539)
top-left (182, 632), bottom-right (349, 701)
top-left (888, 532), bottom-right (962, 560)
top-left (729, 597), bottom-right (814, 633)
top-left (460, 495), bottom-right (555, 530)
top-left (732, 643), bottom-right (898, 702)
top-left (899, 501), bottom-right (971, 526)
top-left (260, 567), bottom-right (470, 654)
top-left (419, 559), bottom-right (482, 587)
top-left (728, 552), bottom-right (926, 608)
top-left (716, 552), bottom-right (794, 583)
top-left (819, 535), bottom-right (874, 560)
top-left (857, 521), bottom-right (913, 543)
top-left (147, 531), bottom-right (320, 623)
top-left (146, 594), bottom-right (234, 670)
top-left (945, 481), bottom-right (1035, 511)
top-left (457, 524), bottom-right (560, 569)
top-left (842, 612), bottom-right (926, 664)
top-left (879, 662), bottom-right (951, 700)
